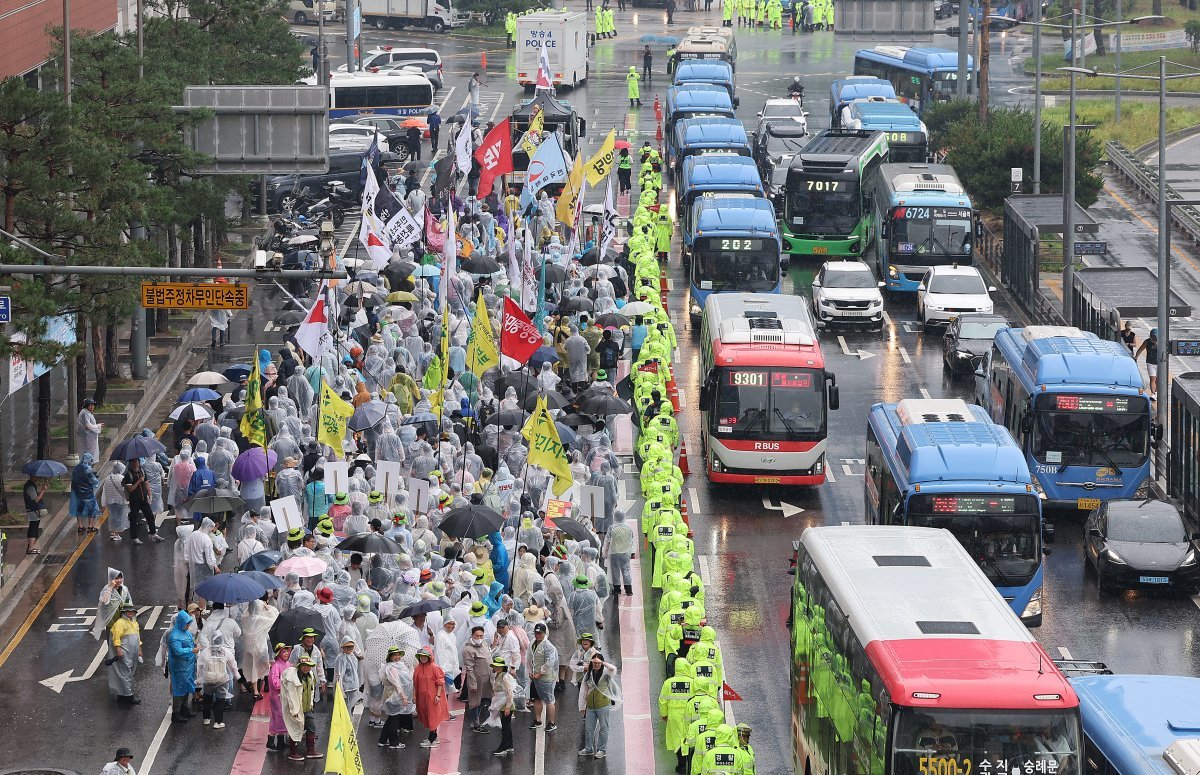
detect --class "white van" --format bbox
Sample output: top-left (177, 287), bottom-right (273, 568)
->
top-left (288, 0), bottom-right (338, 24)
top-left (336, 46), bottom-right (443, 73)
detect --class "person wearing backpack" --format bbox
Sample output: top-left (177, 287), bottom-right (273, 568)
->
top-left (198, 629), bottom-right (238, 728)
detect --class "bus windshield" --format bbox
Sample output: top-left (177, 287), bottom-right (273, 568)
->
top-left (1031, 394), bottom-right (1150, 468)
top-left (714, 367), bottom-right (825, 439)
top-left (933, 70), bottom-right (970, 98)
top-left (787, 176), bottom-right (859, 235)
top-left (694, 237), bottom-right (780, 293)
top-left (892, 708), bottom-right (1081, 775)
top-left (889, 206), bottom-right (972, 263)
top-left (907, 494), bottom-right (1041, 585)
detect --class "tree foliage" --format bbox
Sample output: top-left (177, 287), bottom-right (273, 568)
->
top-left (925, 101), bottom-right (1104, 213)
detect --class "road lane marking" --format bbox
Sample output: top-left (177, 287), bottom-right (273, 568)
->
top-left (619, 553), bottom-right (655, 775)
top-left (1057, 646), bottom-right (1074, 660)
top-left (898, 345), bottom-right (911, 364)
top-left (688, 487), bottom-right (701, 516)
top-left (919, 387), bottom-right (931, 399)
top-left (825, 465), bottom-right (836, 483)
top-left (139, 704), bottom-right (175, 775)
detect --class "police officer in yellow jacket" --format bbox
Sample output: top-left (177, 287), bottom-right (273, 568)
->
top-left (659, 657), bottom-right (698, 772)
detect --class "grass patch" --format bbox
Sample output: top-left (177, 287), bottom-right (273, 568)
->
top-left (4, 478), bottom-right (67, 493)
top-left (109, 379), bottom-right (134, 389)
top-left (0, 512), bottom-right (25, 527)
top-left (459, 22), bottom-right (507, 37)
top-left (1040, 99), bottom-right (1200, 152)
top-left (95, 403), bottom-right (128, 413)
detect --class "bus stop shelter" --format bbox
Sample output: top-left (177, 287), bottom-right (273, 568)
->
top-left (1069, 266), bottom-right (1192, 342)
top-left (1000, 195), bottom-right (1097, 323)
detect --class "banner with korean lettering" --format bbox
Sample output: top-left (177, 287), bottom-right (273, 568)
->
top-left (584, 128), bottom-right (617, 186)
top-left (500, 297), bottom-right (543, 366)
top-left (475, 117), bottom-right (514, 198)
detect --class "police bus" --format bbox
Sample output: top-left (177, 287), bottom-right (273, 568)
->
top-left (853, 45), bottom-right (972, 114)
top-left (306, 71), bottom-right (436, 119)
top-left (791, 525), bottom-right (1081, 775)
top-left (699, 293), bottom-right (838, 485)
top-left (977, 326), bottom-right (1154, 511)
top-left (782, 129), bottom-right (889, 259)
top-left (865, 398), bottom-right (1047, 625)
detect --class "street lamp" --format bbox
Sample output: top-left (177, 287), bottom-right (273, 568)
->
top-left (1069, 57), bottom-right (1200, 428)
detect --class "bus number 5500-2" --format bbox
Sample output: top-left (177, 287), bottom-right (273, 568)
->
top-left (919, 756), bottom-right (971, 775)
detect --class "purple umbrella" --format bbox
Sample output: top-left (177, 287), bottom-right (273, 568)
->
top-left (232, 447), bottom-right (277, 481)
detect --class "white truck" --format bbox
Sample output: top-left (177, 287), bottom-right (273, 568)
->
top-left (359, 0), bottom-right (468, 32)
top-left (515, 11), bottom-right (589, 89)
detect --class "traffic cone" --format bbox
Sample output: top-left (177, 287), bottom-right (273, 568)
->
top-left (481, 52), bottom-right (488, 71)
top-left (680, 499), bottom-right (690, 527)
top-left (654, 95), bottom-right (662, 122)
top-left (679, 438), bottom-right (690, 476)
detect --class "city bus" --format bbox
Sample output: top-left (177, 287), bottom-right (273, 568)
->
top-left (669, 26), bottom-right (737, 73)
top-left (686, 196), bottom-right (780, 312)
top-left (664, 84), bottom-right (736, 139)
top-left (782, 129), bottom-right (889, 260)
top-left (853, 46), bottom-right (973, 114)
top-left (699, 293), bottom-right (837, 485)
top-left (865, 398), bottom-right (1047, 625)
top-left (1071, 673), bottom-right (1200, 774)
top-left (672, 59), bottom-right (738, 107)
top-left (829, 76), bottom-right (897, 128)
top-left (841, 100), bottom-right (929, 162)
top-left (667, 117), bottom-right (751, 181)
top-left (977, 326), bottom-right (1154, 511)
top-left (307, 71), bottom-right (436, 119)
top-left (867, 163), bottom-right (975, 293)
top-left (678, 154), bottom-right (763, 221)
top-left (791, 525), bottom-right (1081, 775)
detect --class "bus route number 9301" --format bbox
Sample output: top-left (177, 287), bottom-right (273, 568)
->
top-left (919, 756), bottom-right (971, 775)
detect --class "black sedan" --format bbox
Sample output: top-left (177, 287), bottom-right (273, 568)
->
top-left (1085, 499), bottom-right (1200, 593)
top-left (942, 313), bottom-right (1008, 377)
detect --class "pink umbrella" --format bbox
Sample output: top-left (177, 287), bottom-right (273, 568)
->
top-left (274, 555), bottom-right (328, 578)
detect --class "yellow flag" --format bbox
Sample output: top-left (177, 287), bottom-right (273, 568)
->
top-left (467, 293), bottom-right (500, 377)
top-left (326, 681), bottom-right (365, 775)
top-left (556, 159), bottom-right (586, 226)
top-left (520, 108), bottom-right (545, 156)
top-left (521, 396), bottom-right (573, 496)
top-left (239, 360), bottom-right (267, 448)
top-left (585, 128), bottom-right (617, 186)
top-left (318, 379), bottom-right (354, 459)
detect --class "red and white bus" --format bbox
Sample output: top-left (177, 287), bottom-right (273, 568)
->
top-left (698, 293), bottom-right (839, 485)
top-left (791, 525), bottom-right (1081, 775)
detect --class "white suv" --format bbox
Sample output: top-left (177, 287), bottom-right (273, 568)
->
top-left (811, 261), bottom-right (885, 329)
top-left (917, 264), bottom-right (996, 328)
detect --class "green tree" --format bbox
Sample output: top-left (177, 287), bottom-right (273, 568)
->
top-left (1186, 19), bottom-right (1200, 52)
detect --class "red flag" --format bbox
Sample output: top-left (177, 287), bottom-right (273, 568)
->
top-left (500, 297), bottom-right (543, 366)
top-left (722, 682), bottom-right (743, 702)
top-left (474, 117), bottom-right (514, 198)
top-left (543, 516), bottom-right (558, 531)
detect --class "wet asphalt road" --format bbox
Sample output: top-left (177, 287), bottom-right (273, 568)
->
top-left (4, 10), bottom-right (1200, 775)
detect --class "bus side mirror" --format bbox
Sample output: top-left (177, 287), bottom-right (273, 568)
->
top-left (880, 223), bottom-right (888, 239)
top-left (827, 375), bottom-right (840, 411)
top-left (1154, 423), bottom-right (1164, 441)
top-left (974, 366), bottom-right (986, 378)
top-left (1044, 522), bottom-right (1056, 543)
top-left (975, 219), bottom-right (983, 237)
top-left (1020, 411), bottom-right (1033, 434)
top-left (699, 386), bottom-right (711, 406)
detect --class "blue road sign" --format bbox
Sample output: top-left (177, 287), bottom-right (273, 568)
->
top-left (0, 296), bottom-right (10, 323)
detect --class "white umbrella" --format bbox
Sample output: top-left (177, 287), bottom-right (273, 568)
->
top-left (169, 402), bottom-right (213, 421)
top-left (188, 371), bottom-right (231, 388)
top-left (621, 301), bottom-right (657, 316)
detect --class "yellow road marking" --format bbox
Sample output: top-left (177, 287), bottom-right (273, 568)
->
top-left (1103, 185), bottom-right (1200, 274)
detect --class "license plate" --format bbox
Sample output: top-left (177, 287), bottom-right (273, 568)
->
top-left (838, 310), bottom-right (868, 317)
top-left (1139, 576), bottom-right (1170, 584)
top-left (755, 476), bottom-right (781, 484)
top-left (1077, 498), bottom-right (1102, 510)
top-left (811, 246), bottom-right (829, 255)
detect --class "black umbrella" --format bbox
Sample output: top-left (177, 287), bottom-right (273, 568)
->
top-left (615, 375), bottom-right (635, 402)
top-left (578, 246), bottom-right (602, 266)
top-left (491, 410), bottom-right (525, 427)
top-left (560, 296), bottom-right (594, 313)
top-left (270, 609), bottom-right (326, 647)
top-left (273, 310), bottom-right (306, 327)
top-left (497, 371), bottom-right (539, 397)
top-left (556, 413), bottom-right (589, 428)
top-left (439, 505), bottom-right (504, 539)
top-left (548, 517), bottom-right (600, 548)
top-left (578, 392), bottom-right (632, 416)
top-left (396, 599), bottom-right (452, 619)
top-left (222, 364), bottom-right (252, 382)
top-left (595, 312), bottom-right (631, 328)
top-left (524, 391), bottom-right (569, 411)
top-left (381, 261), bottom-right (417, 287)
top-left (462, 255), bottom-right (502, 274)
top-left (110, 435), bottom-right (167, 461)
top-left (184, 487), bottom-right (246, 514)
top-left (337, 532), bottom-right (404, 554)
top-left (538, 263), bottom-right (569, 284)
top-left (240, 550), bottom-right (284, 573)
top-left (348, 401), bottom-right (388, 432)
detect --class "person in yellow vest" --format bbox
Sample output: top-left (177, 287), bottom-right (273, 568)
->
top-left (756, 0), bottom-right (765, 25)
top-left (659, 657), bottom-right (697, 771)
top-left (594, 6), bottom-right (604, 42)
top-left (767, 0), bottom-right (782, 28)
top-left (605, 6), bottom-right (615, 37)
top-left (505, 11), bottom-right (516, 46)
top-left (627, 67), bottom-right (641, 108)
top-left (722, 0), bottom-right (733, 26)
top-left (655, 207), bottom-right (673, 262)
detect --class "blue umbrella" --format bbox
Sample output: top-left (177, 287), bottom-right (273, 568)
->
top-left (110, 435), bottom-right (167, 461)
top-left (22, 459), bottom-right (68, 477)
top-left (240, 550), bottom-right (285, 572)
top-left (555, 422), bottom-right (577, 445)
top-left (239, 570), bottom-right (285, 590)
top-left (412, 264), bottom-right (441, 278)
top-left (195, 573), bottom-right (272, 604)
top-left (178, 387), bottom-right (220, 403)
top-left (222, 364), bottom-right (252, 382)
top-left (528, 346), bottom-right (559, 371)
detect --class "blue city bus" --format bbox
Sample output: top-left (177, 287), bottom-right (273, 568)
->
top-left (678, 154), bottom-right (763, 221)
top-left (828, 76), bottom-right (897, 128)
top-left (667, 117), bottom-right (751, 180)
top-left (687, 196), bottom-right (781, 315)
top-left (1071, 674), bottom-right (1200, 774)
top-left (853, 46), bottom-right (973, 114)
top-left (842, 100), bottom-right (929, 162)
top-left (672, 59), bottom-right (738, 107)
top-left (977, 326), bottom-right (1154, 511)
top-left (865, 397), bottom-right (1046, 625)
top-left (665, 84), bottom-right (735, 138)
top-left (867, 162), bottom-right (975, 293)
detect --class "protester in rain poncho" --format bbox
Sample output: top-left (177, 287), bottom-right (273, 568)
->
top-left (107, 605), bottom-right (142, 703)
top-left (240, 599), bottom-right (278, 694)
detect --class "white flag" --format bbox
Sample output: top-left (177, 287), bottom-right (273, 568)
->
top-left (440, 204), bottom-right (457, 312)
top-left (507, 219), bottom-right (520, 299)
top-left (536, 43), bottom-right (553, 90)
top-left (454, 124), bottom-right (473, 175)
top-left (599, 176), bottom-right (619, 259)
top-left (295, 282), bottom-right (334, 361)
top-left (521, 223), bottom-right (537, 313)
top-left (358, 166), bottom-right (394, 269)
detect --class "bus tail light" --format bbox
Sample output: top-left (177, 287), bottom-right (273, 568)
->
top-left (912, 692), bottom-right (941, 700)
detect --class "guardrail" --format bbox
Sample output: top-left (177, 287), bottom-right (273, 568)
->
top-left (1106, 140), bottom-right (1200, 245)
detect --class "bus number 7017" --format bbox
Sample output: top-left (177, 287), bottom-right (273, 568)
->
top-left (807, 180), bottom-right (840, 191)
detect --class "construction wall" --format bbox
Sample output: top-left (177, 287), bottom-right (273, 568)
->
top-left (835, 0), bottom-right (934, 36)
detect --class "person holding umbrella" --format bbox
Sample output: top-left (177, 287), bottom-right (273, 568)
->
top-left (124, 458), bottom-right (164, 544)
top-left (22, 469), bottom-right (48, 554)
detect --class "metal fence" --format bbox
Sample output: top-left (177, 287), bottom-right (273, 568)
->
top-left (1106, 140), bottom-right (1200, 245)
